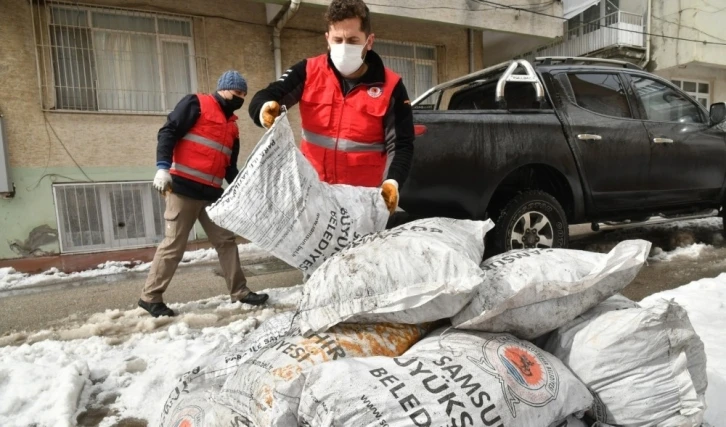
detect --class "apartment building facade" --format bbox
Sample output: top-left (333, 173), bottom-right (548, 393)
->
top-left (0, 0), bottom-right (563, 261)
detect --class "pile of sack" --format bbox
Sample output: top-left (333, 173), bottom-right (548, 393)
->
top-left (161, 114), bottom-right (708, 426)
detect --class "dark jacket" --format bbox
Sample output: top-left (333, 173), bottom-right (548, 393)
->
top-left (248, 50), bottom-right (415, 185)
top-left (157, 93), bottom-right (241, 201)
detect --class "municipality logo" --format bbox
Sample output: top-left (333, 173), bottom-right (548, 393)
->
top-left (367, 87), bottom-right (382, 98)
top-left (468, 335), bottom-right (559, 417)
top-left (170, 402), bottom-right (206, 427)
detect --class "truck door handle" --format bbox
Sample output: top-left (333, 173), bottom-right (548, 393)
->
top-left (653, 137), bottom-right (674, 144)
top-left (577, 134), bottom-right (602, 141)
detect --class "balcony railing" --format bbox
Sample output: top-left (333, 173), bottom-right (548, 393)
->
top-left (522, 11), bottom-right (645, 59)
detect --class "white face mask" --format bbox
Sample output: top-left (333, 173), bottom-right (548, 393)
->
top-left (329, 39), bottom-right (368, 76)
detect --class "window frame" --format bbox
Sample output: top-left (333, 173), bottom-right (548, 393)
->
top-left (671, 79), bottom-right (711, 108)
top-left (374, 39), bottom-right (438, 101)
top-left (52, 181), bottom-right (196, 254)
top-left (45, 4), bottom-right (197, 114)
top-left (623, 72), bottom-right (709, 124)
top-left (564, 71), bottom-right (637, 120)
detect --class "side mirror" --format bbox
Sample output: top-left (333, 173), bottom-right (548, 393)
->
top-left (710, 102), bottom-right (726, 125)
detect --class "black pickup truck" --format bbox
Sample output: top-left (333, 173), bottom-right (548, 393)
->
top-left (399, 57), bottom-right (726, 254)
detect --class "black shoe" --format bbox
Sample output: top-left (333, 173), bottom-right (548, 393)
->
top-left (138, 299), bottom-right (176, 318)
top-left (237, 292), bottom-right (269, 306)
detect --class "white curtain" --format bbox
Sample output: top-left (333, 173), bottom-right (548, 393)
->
top-left (376, 42), bottom-right (437, 100)
top-left (161, 41), bottom-right (192, 110)
top-left (93, 20), bottom-right (161, 111)
top-left (563, 0), bottom-right (600, 19)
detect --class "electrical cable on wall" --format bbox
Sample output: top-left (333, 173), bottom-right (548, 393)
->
top-left (28, 113), bottom-right (95, 190)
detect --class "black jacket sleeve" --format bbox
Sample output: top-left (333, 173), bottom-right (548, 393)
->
top-left (157, 94), bottom-right (201, 169)
top-left (225, 139), bottom-right (240, 184)
top-left (383, 80), bottom-right (415, 185)
top-left (248, 59), bottom-right (308, 127)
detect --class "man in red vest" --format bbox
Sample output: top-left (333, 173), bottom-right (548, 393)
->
top-left (249, 0), bottom-right (414, 218)
top-left (139, 71), bottom-right (269, 318)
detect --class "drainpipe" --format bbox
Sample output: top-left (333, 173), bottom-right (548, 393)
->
top-left (640, 0), bottom-right (652, 69)
top-left (272, 0), bottom-right (302, 80)
top-left (468, 28), bottom-right (475, 73)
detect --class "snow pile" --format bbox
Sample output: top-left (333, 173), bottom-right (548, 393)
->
top-left (649, 243), bottom-right (711, 262)
top-left (0, 285), bottom-right (302, 427)
top-left (0, 243), bottom-right (270, 292)
top-left (641, 273), bottom-right (726, 426)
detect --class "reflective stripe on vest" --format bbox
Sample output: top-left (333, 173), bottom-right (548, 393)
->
top-left (182, 132), bottom-right (233, 156)
top-left (171, 162), bottom-right (224, 187)
top-left (302, 129), bottom-right (385, 153)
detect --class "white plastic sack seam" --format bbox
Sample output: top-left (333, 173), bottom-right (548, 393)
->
top-left (297, 218), bottom-right (493, 335)
top-left (545, 297), bottom-right (708, 426)
top-left (452, 239), bottom-right (651, 339)
top-left (289, 328), bottom-right (593, 427)
top-left (206, 112), bottom-right (389, 275)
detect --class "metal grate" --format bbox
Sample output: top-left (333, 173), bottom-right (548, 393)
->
top-left (376, 40), bottom-right (438, 100)
top-left (30, 2), bottom-right (209, 114)
top-left (53, 181), bottom-right (196, 253)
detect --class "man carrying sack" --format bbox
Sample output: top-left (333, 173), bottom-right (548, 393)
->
top-left (248, 0), bottom-right (415, 217)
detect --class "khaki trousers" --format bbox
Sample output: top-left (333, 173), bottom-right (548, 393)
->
top-left (141, 192), bottom-right (250, 303)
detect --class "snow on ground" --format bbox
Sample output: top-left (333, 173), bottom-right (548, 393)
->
top-left (574, 216), bottom-right (723, 261)
top-left (0, 285), bottom-right (302, 427)
top-left (1, 272), bottom-right (724, 426)
top-left (649, 242), bottom-right (711, 262)
top-left (641, 273), bottom-right (726, 426)
top-left (0, 243), bottom-right (271, 292)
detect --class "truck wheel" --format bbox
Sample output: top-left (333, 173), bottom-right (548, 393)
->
top-left (490, 190), bottom-right (569, 255)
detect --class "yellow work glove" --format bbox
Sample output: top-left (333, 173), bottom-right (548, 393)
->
top-left (260, 101), bottom-right (280, 129)
top-left (381, 179), bottom-right (399, 215)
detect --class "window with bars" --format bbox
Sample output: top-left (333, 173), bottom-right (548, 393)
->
top-left (671, 80), bottom-right (710, 108)
top-left (44, 5), bottom-right (196, 113)
top-left (375, 40), bottom-right (437, 100)
top-left (53, 182), bottom-right (195, 253)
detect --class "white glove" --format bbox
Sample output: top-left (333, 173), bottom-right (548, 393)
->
top-left (153, 169), bottom-right (172, 194)
top-left (260, 101), bottom-right (280, 129)
top-left (381, 179), bottom-right (399, 215)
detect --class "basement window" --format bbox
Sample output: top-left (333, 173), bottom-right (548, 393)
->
top-left (53, 182), bottom-right (195, 253)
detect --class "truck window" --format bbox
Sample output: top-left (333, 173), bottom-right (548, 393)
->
top-left (631, 76), bottom-right (706, 124)
top-left (448, 82), bottom-right (548, 110)
top-left (567, 73), bottom-right (632, 118)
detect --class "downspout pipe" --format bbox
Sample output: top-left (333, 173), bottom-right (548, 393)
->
top-left (272, 0), bottom-right (302, 80)
top-left (640, 0), bottom-right (652, 69)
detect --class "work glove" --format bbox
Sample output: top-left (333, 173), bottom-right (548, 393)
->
top-left (260, 101), bottom-right (281, 129)
top-left (381, 179), bottom-right (399, 215)
top-left (153, 169), bottom-right (172, 194)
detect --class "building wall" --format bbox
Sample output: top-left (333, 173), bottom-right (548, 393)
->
top-left (655, 63), bottom-right (726, 106)
top-left (258, 0), bottom-right (563, 39)
top-left (0, 0), bottom-right (484, 260)
top-left (651, 0), bottom-right (726, 70)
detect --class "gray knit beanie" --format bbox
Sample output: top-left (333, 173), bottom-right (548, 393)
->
top-left (216, 70), bottom-right (248, 93)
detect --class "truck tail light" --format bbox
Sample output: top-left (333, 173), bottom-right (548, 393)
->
top-left (414, 124), bottom-right (427, 136)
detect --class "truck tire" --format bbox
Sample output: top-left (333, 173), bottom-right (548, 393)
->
top-left (489, 190), bottom-right (569, 255)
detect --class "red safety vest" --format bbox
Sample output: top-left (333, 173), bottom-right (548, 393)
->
top-left (170, 94), bottom-right (238, 188)
top-left (300, 54), bottom-right (400, 187)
